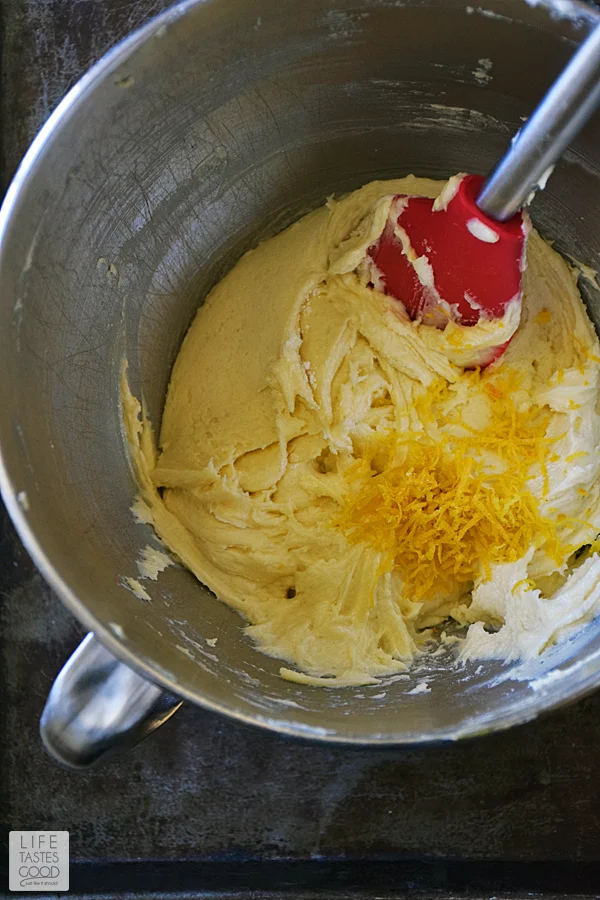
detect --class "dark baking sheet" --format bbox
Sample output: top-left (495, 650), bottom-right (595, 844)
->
top-left (3, 0), bottom-right (600, 895)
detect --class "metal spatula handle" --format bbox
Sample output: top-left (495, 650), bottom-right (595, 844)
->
top-left (477, 23), bottom-right (600, 222)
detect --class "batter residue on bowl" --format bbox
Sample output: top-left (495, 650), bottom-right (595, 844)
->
top-left (123, 176), bottom-right (600, 686)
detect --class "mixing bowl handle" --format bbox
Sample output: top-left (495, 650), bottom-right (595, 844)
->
top-left (40, 633), bottom-right (182, 769)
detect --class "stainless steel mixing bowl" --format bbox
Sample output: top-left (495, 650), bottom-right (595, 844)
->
top-left (2, 0), bottom-right (600, 767)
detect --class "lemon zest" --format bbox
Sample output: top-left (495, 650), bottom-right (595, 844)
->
top-left (565, 451), bottom-right (590, 463)
top-left (337, 371), bottom-right (571, 600)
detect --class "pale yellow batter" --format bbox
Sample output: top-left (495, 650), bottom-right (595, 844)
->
top-left (124, 177), bottom-right (600, 686)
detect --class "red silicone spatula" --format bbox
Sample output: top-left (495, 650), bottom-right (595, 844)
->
top-left (369, 23), bottom-right (600, 340)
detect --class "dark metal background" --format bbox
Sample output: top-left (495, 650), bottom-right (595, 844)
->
top-left (3, 0), bottom-right (600, 895)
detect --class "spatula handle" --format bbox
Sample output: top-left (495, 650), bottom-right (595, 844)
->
top-left (477, 22), bottom-right (600, 222)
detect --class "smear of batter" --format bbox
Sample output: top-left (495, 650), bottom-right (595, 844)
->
top-left (123, 176), bottom-right (600, 686)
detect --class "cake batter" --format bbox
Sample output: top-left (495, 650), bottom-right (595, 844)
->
top-left (123, 176), bottom-right (600, 686)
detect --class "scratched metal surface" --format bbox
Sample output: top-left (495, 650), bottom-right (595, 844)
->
top-left (3, 0), bottom-right (600, 895)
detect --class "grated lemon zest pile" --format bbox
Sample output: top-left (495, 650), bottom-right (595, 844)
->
top-left (337, 371), bottom-right (571, 600)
